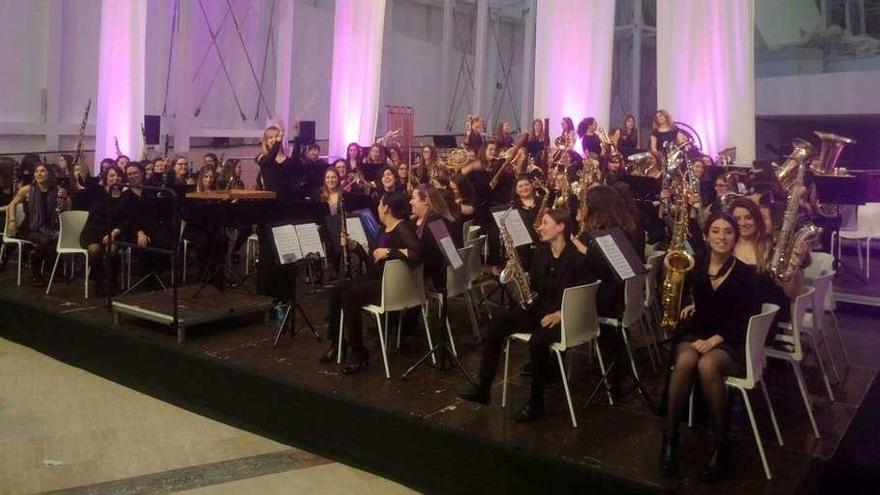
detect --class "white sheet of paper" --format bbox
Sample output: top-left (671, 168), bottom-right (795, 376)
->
top-left (346, 217), bottom-right (369, 249)
top-left (295, 223), bottom-right (325, 258)
top-left (492, 209), bottom-right (532, 247)
top-left (595, 234), bottom-right (636, 279)
top-left (271, 224), bottom-right (303, 264)
top-left (439, 237), bottom-right (463, 269)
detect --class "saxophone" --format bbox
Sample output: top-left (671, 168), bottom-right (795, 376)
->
top-left (499, 207), bottom-right (537, 310)
top-left (659, 186), bottom-right (695, 334)
top-left (768, 161), bottom-right (822, 283)
top-left (597, 126), bottom-right (623, 164)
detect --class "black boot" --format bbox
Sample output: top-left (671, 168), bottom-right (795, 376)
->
top-left (342, 346), bottom-right (369, 375)
top-left (514, 399), bottom-right (545, 422)
top-left (659, 430), bottom-right (680, 478)
top-left (459, 382), bottom-right (491, 405)
top-left (319, 341), bottom-right (345, 364)
top-left (701, 434), bottom-right (730, 483)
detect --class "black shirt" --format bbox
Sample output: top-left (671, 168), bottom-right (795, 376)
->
top-left (688, 256), bottom-right (759, 352)
top-left (652, 128), bottom-right (678, 151)
top-left (367, 219), bottom-right (422, 276)
top-left (465, 132), bottom-right (483, 154)
top-left (618, 129), bottom-right (638, 151)
top-left (582, 134), bottom-right (602, 156)
top-left (258, 141), bottom-right (297, 211)
top-left (529, 241), bottom-right (587, 316)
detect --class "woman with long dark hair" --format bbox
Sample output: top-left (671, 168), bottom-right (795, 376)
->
top-left (614, 114), bottom-right (640, 152)
top-left (80, 166), bottom-right (126, 296)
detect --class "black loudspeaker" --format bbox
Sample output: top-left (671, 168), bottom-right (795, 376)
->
top-left (144, 115), bottom-right (161, 145)
top-left (299, 120), bottom-right (316, 145)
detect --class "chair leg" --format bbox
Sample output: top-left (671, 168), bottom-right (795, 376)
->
top-left (856, 240), bottom-right (864, 269)
top-left (739, 387), bottom-right (773, 480)
top-left (759, 379), bottom-right (784, 446)
top-left (182, 242), bottom-right (187, 283)
top-left (640, 314), bottom-right (659, 373)
top-left (620, 325), bottom-right (641, 381)
top-left (807, 333), bottom-right (836, 402)
top-left (45, 253), bottom-right (62, 295)
top-left (791, 361), bottom-right (821, 439)
top-left (502, 337), bottom-right (511, 408)
top-left (421, 305), bottom-right (437, 365)
top-left (814, 318), bottom-right (842, 383)
top-left (375, 313), bottom-right (391, 379)
top-left (594, 341), bottom-right (613, 406)
top-left (555, 350), bottom-right (577, 428)
top-left (396, 309), bottom-right (404, 350)
top-left (464, 292), bottom-right (482, 342)
top-left (337, 311), bottom-right (344, 364)
top-left (830, 310), bottom-right (850, 368)
top-left (83, 253), bottom-right (89, 299)
top-left (17, 246), bottom-right (23, 286)
top-left (445, 316), bottom-right (458, 357)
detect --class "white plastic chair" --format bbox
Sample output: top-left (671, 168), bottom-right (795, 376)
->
top-left (831, 202), bottom-right (880, 279)
top-left (501, 281), bottom-right (604, 428)
top-left (804, 251), bottom-right (848, 379)
top-left (1, 203), bottom-right (35, 286)
top-left (430, 246), bottom-right (480, 355)
top-left (466, 235), bottom-right (491, 323)
top-left (765, 288), bottom-right (821, 439)
top-left (337, 260), bottom-right (434, 379)
top-left (598, 273), bottom-right (655, 379)
top-left (724, 303), bottom-right (783, 480)
top-left (46, 210), bottom-right (90, 298)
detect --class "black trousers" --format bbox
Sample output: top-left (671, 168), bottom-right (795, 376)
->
top-left (326, 275), bottom-right (381, 352)
top-left (25, 231), bottom-right (55, 278)
top-left (478, 307), bottom-right (561, 403)
top-left (256, 225), bottom-right (297, 301)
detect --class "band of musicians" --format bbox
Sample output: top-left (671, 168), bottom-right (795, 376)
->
top-left (3, 102), bottom-right (851, 485)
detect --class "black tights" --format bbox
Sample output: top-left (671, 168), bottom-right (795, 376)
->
top-left (666, 342), bottom-right (734, 436)
top-left (86, 243), bottom-right (121, 290)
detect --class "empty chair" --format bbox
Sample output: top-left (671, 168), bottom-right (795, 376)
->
top-left (804, 251), bottom-right (848, 379)
top-left (1, 203), bottom-right (35, 286)
top-left (831, 202), bottom-right (880, 279)
top-left (502, 282), bottom-right (604, 427)
top-left (46, 210), bottom-right (90, 298)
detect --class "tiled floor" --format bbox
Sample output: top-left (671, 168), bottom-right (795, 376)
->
top-left (0, 338), bottom-right (416, 495)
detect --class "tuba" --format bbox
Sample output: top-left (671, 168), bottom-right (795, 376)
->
top-left (775, 139), bottom-right (814, 193)
top-left (498, 208), bottom-right (537, 310)
top-left (811, 131), bottom-right (855, 217)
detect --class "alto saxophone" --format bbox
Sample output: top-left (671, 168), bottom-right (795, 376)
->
top-left (659, 186), bottom-right (695, 334)
top-left (499, 208), bottom-right (537, 310)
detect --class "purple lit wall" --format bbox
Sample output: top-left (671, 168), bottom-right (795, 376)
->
top-left (94, 0), bottom-right (146, 171)
top-left (328, 0), bottom-right (387, 157)
top-left (657, 0), bottom-right (755, 162)
top-left (533, 1), bottom-right (615, 134)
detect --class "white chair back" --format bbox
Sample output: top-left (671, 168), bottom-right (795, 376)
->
top-left (57, 210), bottom-right (89, 251)
top-left (380, 260), bottom-right (427, 312)
top-left (857, 202), bottom-right (880, 234)
top-left (786, 287), bottom-right (815, 362)
top-left (463, 219), bottom-right (481, 246)
top-left (622, 273), bottom-right (647, 326)
top-left (445, 246), bottom-right (473, 298)
top-left (804, 252), bottom-right (836, 311)
top-left (559, 281), bottom-right (601, 349)
top-left (743, 304), bottom-right (781, 387)
top-left (466, 235), bottom-right (486, 284)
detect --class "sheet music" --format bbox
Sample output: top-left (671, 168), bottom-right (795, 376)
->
top-left (271, 224), bottom-right (303, 265)
top-left (439, 237), bottom-right (463, 269)
top-left (295, 223), bottom-right (325, 258)
top-left (492, 209), bottom-right (532, 247)
top-left (346, 217), bottom-right (369, 248)
top-left (595, 234), bottom-right (636, 280)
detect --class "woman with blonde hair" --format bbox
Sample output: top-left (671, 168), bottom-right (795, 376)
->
top-left (650, 109), bottom-right (686, 156)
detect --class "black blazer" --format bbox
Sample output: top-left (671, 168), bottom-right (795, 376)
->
top-left (528, 241), bottom-right (588, 315)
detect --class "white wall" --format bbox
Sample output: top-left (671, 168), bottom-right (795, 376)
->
top-left (756, 70), bottom-right (880, 116)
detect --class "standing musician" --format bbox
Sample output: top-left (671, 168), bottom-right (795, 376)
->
top-left (512, 175), bottom-right (542, 271)
top-left (660, 211), bottom-right (759, 483)
top-left (552, 117), bottom-right (579, 166)
top-left (220, 159), bottom-right (245, 190)
top-left (460, 208), bottom-right (587, 421)
top-left (79, 166), bottom-right (125, 297)
top-left (5, 163), bottom-right (67, 286)
top-left (495, 120), bottom-right (515, 150)
top-left (614, 114), bottom-right (640, 154)
top-left (524, 119), bottom-right (548, 170)
top-left (464, 114), bottom-right (484, 154)
top-left (578, 117), bottom-right (602, 157)
top-left (255, 123), bottom-right (300, 303)
top-left (316, 167), bottom-right (344, 279)
top-left (320, 191), bottom-right (422, 372)
top-left (172, 156), bottom-right (195, 190)
top-left (650, 109), bottom-right (687, 156)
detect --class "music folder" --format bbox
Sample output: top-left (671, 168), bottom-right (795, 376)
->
top-left (591, 227), bottom-right (645, 281)
top-left (491, 207), bottom-right (533, 247)
top-left (428, 220), bottom-right (463, 270)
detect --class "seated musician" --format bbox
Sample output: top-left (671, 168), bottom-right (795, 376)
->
top-left (386, 145), bottom-right (404, 168)
top-left (120, 162), bottom-right (174, 278)
top-left (410, 185), bottom-right (459, 287)
top-left (320, 191), bottom-right (422, 373)
top-left (660, 211), bottom-right (759, 482)
top-left (512, 176), bottom-right (541, 271)
top-left (495, 120), bottom-right (515, 150)
top-left (460, 209), bottom-right (587, 422)
top-left (377, 165), bottom-right (403, 196)
top-left (363, 144), bottom-right (386, 166)
top-left (449, 173), bottom-right (476, 223)
top-left (184, 167), bottom-right (226, 282)
top-left (5, 162), bottom-right (68, 286)
top-left (202, 153), bottom-right (219, 172)
top-left (221, 159), bottom-right (245, 190)
top-left (80, 166), bottom-right (126, 296)
top-left (414, 145), bottom-right (446, 184)
top-left (172, 156), bottom-right (195, 190)
top-left (728, 198), bottom-right (803, 326)
top-left (397, 162), bottom-right (416, 193)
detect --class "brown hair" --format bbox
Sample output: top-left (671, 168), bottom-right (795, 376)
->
top-left (727, 197), bottom-right (770, 272)
top-left (414, 184), bottom-right (456, 224)
top-left (545, 208), bottom-right (573, 239)
top-left (653, 109), bottom-right (674, 130)
top-left (582, 185), bottom-right (636, 235)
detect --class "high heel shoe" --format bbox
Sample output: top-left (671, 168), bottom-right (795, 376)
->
top-left (700, 435), bottom-right (730, 483)
top-left (342, 352), bottom-right (369, 375)
top-left (659, 431), bottom-right (680, 478)
top-left (318, 342), bottom-right (345, 364)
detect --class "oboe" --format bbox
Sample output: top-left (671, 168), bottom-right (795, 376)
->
top-left (339, 193), bottom-right (351, 278)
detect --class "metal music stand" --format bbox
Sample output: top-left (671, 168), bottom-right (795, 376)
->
top-left (401, 220), bottom-right (475, 383)
top-left (268, 222), bottom-right (324, 346)
top-left (814, 174), bottom-right (868, 283)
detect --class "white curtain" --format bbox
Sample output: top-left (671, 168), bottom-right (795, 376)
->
top-left (533, 0), bottom-right (615, 132)
top-left (657, 0), bottom-right (755, 162)
top-left (95, 0), bottom-right (146, 170)
top-left (328, 0), bottom-right (387, 157)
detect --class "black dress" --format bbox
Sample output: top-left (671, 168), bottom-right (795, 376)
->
top-left (582, 134), bottom-right (602, 156)
top-left (256, 142), bottom-right (298, 300)
top-left (652, 128), bottom-right (679, 151)
top-left (80, 189), bottom-right (124, 247)
top-left (618, 129), bottom-right (638, 151)
top-left (678, 256), bottom-right (760, 373)
top-left (465, 132), bottom-right (483, 154)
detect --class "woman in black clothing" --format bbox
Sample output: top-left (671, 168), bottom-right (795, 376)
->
top-left (614, 114), bottom-right (640, 153)
top-left (256, 125), bottom-right (299, 301)
top-left (660, 211), bottom-right (759, 482)
top-left (512, 176), bottom-right (541, 271)
top-left (80, 166), bottom-right (126, 296)
top-left (320, 191), bottom-right (422, 373)
top-left (5, 163), bottom-right (68, 285)
top-left (449, 173), bottom-right (476, 223)
top-left (494, 120), bottom-right (515, 150)
top-left (460, 208), bottom-right (587, 421)
top-left (524, 119), bottom-right (547, 170)
top-left (411, 184), bottom-right (458, 286)
top-left (464, 114), bottom-right (484, 153)
top-left (577, 117), bottom-right (602, 157)
top-left (650, 109), bottom-right (686, 156)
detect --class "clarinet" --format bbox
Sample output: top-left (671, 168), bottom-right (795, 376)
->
top-left (339, 192), bottom-right (351, 278)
